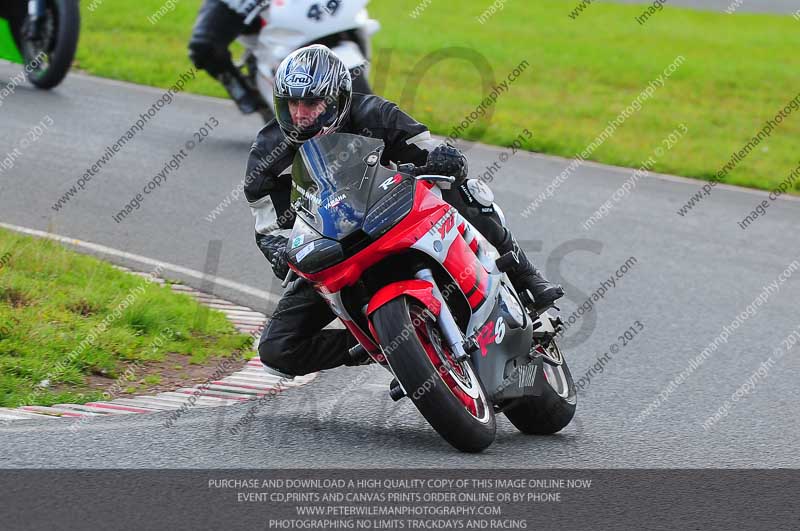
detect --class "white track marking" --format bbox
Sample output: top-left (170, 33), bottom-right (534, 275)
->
top-left (0, 222), bottom-right (282, 305)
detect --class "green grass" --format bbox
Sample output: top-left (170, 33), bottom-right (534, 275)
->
top-left (0, 228), bottom-right (253, 407)
top-left (73, 1), bottom-right (800, 192)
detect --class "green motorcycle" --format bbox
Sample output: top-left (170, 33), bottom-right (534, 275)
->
top-left (0, 0), bottom-right (79, 89)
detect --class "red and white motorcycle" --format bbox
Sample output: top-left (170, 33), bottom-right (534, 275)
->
top-left (282, 133), bottom-right (577, 452)
top-left (236, 0), bottom-right (379, 121)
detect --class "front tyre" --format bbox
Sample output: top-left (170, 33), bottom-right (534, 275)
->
top-left (504, 340), bottom-right (577, 434)
top-left (21, 0), bottom-right (79, 89)
top-left (371, 297), bottom-right (495, 453)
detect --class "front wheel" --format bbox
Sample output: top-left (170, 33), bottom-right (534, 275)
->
top-left (504, 340), bottom-right (577, 434)
top-left (371, 297), bottom-right (495, 453)
top-left (20, 0), bottom-right (80, 89)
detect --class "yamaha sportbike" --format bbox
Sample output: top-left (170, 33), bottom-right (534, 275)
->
top-left (0, 0), bottom-right (79, 89)
top-left (284, 133), bottom-right (577, 452)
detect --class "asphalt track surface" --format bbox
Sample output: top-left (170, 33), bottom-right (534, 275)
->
top-left (0, 60), bottom-right (799, 468)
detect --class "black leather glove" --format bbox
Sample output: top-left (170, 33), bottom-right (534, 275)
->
top-left (425, 144), bottom-right (468, 182)
top-left (256, 233), bottom-right (290, 280)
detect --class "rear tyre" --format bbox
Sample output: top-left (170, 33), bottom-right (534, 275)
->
top-left (504, 340), bottom-right (577, 434)
top-left (372, 297), bottom-right (495, 452)
top-left (21, 0), bottom-right (79, 89)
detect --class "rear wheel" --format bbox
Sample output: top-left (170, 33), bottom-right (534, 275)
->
top-left (21, 0), bottom-right (79, 89)
top-left (504, 340), bottom-right (577, 434)
top-left (371, 297), bottom-right (495, 452)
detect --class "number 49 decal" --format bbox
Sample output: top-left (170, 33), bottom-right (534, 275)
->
top-left (307, 0), bottom-right (341, 21)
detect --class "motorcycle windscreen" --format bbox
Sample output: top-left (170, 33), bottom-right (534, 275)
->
top-left (290, 133), bottom-right (385, 241)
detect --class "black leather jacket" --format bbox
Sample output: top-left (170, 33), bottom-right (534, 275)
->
top-left (245, 93), bottom-right (441, 241)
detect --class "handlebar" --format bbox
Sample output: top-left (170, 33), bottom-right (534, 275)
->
top-left (397, 163), bottom-right (456, 187)
top-left (415, 174), bottom-right (456, 186)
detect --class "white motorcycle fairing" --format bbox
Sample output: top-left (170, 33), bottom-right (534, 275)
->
top-left (238, 0), bottom-right (380, 112)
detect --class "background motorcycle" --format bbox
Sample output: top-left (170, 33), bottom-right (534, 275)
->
top-left (283, 133), bottom-right (577, 452)
top-left (236, 0), bottom-right (379, 121)
top-left (0, 0), bottom-right (79, 89)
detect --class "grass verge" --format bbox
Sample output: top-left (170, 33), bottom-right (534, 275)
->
top-left (0, 227), bottom-right (253, 408)
top-left (68, 1), bottom-right (800, 193)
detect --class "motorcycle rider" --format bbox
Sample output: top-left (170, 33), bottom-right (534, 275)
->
top-left (188, 0), bottom-right (267, 115)
top-left (246, 45), bottom-right (563, 378)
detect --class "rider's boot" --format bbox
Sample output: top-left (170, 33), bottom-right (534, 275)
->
top-left (495, 228), bottom-right (564, 310)
top-left (444, 178), bottom-right (564, 310)
top-left (217, 69), bottom-right (264, 115)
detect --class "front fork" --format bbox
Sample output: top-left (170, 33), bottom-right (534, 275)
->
top-left (25, 0), bottom-right (46, 40)
top-left (28, 0), bottom-right (46, 17)
top-left (414, 268), bottom-right (470, 362)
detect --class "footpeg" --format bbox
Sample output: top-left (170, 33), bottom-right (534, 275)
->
top-left (389, 378), bottom-right (405, 401)
top-left (463, 337), bottom-right (479, 358)
top-left (521, 287), bottom-right (561, 316)
top-left (532, 302), bottom-right (560, 315)
top-left (346, 344), bottom-right (371, 366)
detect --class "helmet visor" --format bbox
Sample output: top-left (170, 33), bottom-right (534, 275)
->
top-left (275, 96), bottom-right (340, 142)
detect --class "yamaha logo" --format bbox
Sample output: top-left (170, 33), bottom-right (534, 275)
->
top-left (286, 72), bottom-right (313, 88)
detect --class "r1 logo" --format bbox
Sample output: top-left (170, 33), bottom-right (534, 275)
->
top-left (379, 174), bottom-right (403, 191)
